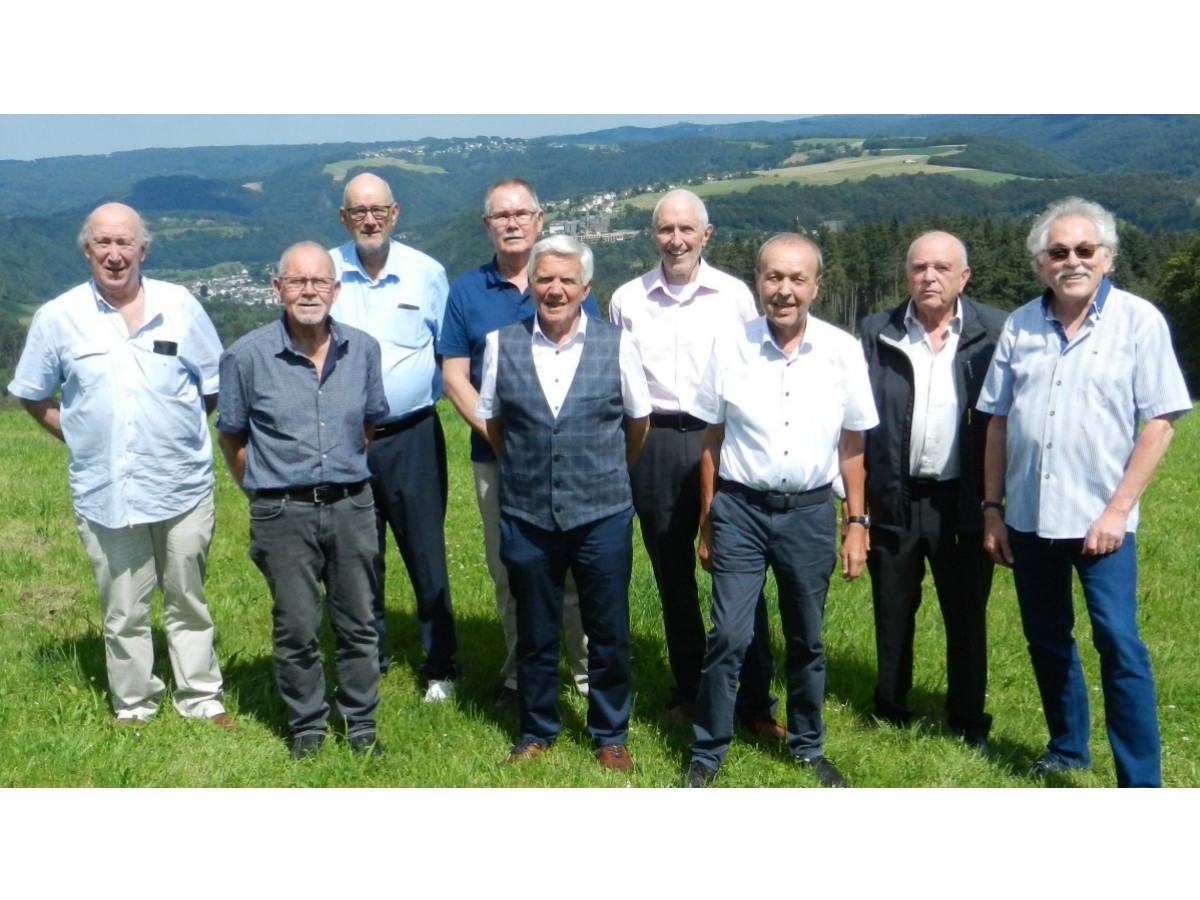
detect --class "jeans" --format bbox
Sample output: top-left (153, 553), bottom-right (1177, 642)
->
top-left (692, 490), bottom-right (836, 769)
top-left (249, 489), bottom-right (381, 737)
top-left (1009, 529), bottom-right (1160, 788)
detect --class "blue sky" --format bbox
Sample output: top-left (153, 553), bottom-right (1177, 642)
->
top-left (0, 115), bottom-right (806, 162)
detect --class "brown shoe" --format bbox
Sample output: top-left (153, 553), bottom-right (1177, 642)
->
top-left (743, 717), bottom-right (786, 742)
top-left (113, 716), bottom-right (146, 729)
top-left (209, 712), bottom-right (238, 733)
top-left (596, 744), bottom-right (633, 773)
top-left (506, 739), bottom-right (549, 763)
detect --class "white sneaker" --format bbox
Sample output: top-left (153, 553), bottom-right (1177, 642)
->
top-left (424, 679), bottom-right (455, 703)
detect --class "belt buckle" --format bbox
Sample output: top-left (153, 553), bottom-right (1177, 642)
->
top-left (311, 484), bottom-right (337, 504)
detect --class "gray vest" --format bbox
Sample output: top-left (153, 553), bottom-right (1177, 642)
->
top-left (495, 317), bottom-right (631, 531)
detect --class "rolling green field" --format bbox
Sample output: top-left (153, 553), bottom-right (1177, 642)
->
top-left (0, 404), bottom-right (1196, 788)
top-left (322, 157), bottom-right (447, 180)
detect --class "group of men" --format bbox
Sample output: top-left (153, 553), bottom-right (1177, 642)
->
top-left (9, 179), bottom-right (1190, 786)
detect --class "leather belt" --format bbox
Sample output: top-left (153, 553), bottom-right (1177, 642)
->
top-left (373, 405), bottom-right (434, 439)
top-left (717, 477), bottom-right (832, 512)
top-left (253, 481), bottom-right (369, 504)
top-left (649, 412), bottom-right (707, 432)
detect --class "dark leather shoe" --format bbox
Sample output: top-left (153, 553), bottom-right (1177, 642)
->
top-left (742, 716), bottom-right (786, 742)
top-left (596, 744), bottom-right (633, 773)
top-left (209, 713), bottom-right (238, 733)
top-left (290, 731), bottom-right (326, 760)
top-left (685, 760), bottom-right (718, 788)
top-left (798, 755), bottom-right (848, 787)
top-left (960, 730), bottom-right (991, 755)
top-left (348, 730), bottom-right (383, 756)
top-left (506, 739), bottom-right (549, 763)
top-left (494, 686), bottom-right (519, 710)
top-left (665, 702), bottom-right (695, 723)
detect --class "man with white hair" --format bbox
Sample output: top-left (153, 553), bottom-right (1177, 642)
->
top-left (9, 202), bottom-right (234, 731)
top-left (979, 197), bottom-right (1192, 787)
top-left (609, 189), bottom-right (780, 737)
top-left (477, 236), bottom-right (650, 771)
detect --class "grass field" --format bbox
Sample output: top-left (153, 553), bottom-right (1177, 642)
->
top-left (322, 157), bottom-right (447, 180)
top-left (1, 400), bottom-right (1196, 791)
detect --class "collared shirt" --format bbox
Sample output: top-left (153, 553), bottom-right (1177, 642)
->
top-left (898, 299), bottom-right (962, 478)
top-left (695, 315), bottom-right (879, 493)
top-left (475, 313), bottom-right (651, 421)
top-left (8, 278), bottom-right (221, 529)
top-left (609, 259), bottom-right (759, 415)
top-left (438, 257), bottom-right (601, 460)
top-left (977, 279), bottom-right (1192, 538)
top-left (329, 239), bottom-right (447, 420)
top-left (217, 317), bottom-right (389, 492)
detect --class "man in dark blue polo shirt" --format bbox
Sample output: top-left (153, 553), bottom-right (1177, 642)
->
top-left (440, 178), bottom-right (601, 706)
top-left (218, 242), bottom-right (389, 760)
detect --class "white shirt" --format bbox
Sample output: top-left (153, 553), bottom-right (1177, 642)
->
top-left (609, 259), bottom-right (758, 414)
top-left (694, 315), bottom-right (879, 492)
top-left (476, 313), bottom-right (651, 421)
top-left (898, 300), bottom-right (962, 478)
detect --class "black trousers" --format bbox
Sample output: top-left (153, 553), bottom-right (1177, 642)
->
top-left (630, 422), bottom-right (775, 719)
top-left (866, 479), bottom-right (993, 734)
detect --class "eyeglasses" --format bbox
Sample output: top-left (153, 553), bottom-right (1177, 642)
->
top-left (279, 277), bottom-right (337, 294)
top-left (1044, 243), bottom-right (1104, 262)
top-left (343, 205), bottom-right (394, 222)
top-left (486, 210), bottom-right (538, 226)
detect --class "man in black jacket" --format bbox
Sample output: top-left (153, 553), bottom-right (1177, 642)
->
top-left (860, 231), bottom-right (1007, 751)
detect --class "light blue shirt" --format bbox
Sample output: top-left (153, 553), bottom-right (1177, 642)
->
top-left (977, 280), bottom-right (1192, 538)
top-left (7, 278), bottom-right (221, 528)
top-left (329, 239), bottom-right (448, 420)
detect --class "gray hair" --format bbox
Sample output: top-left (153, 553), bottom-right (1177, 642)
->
top-left (755, 232), bottom-right (824, 277)
top-left (652, 188), bottom-right (709, 228)
top-left (77, 205), bottom-right (151, 251)
top-left (1026, 197), bottom-right (1119, 266)
top-left (527, 235), bottom-right (594, 285)
top-left (277, 241), bottom-right (338, 278)
top-left (484, 178), bottom-right (541, 216)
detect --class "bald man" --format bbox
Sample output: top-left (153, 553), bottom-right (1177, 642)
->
top-left (860, 231), bottom-right (1006, 751)
top-left (8, 203), bottom-right (234, 730)
top-left (329, 173), bottom-right (460, 700)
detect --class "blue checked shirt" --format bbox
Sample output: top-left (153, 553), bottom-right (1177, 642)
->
top-left (217, 317), bottom-right (389, 491)
top-left (977, 280), bottom-right (1192, 538)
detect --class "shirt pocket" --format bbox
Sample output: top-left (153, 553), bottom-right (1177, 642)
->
top-left (137, 347), bottom-right (193, 397)
top-left (66, 343), bottom-right (111, 393)
top-left (383, 303), bottom-right (433, 351)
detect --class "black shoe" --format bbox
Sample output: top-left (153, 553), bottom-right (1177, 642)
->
top-left (290, 731), bottom-right (326, 760)
top-left (1029, 755), bottom-right (1085, 778)
top-left (685, 760), bottom-right (718, 788)
top-left (798, 755), bottom-right (848, 788)
top-left (348, 730), bottom-right (383, 756)
top-left (960, 730), bottom-right (991, 755)
top-left (494, 685), bottom-right (519, 710)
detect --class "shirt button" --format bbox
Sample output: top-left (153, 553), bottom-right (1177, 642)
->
top-left (784, 450), bottom-right (789, 456)
top-left (1049, 411), bottom-right (1055, 417)
top-left (1044, 474), bottom-right (1050, 479)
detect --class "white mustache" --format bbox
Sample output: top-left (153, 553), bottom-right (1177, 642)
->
top-left (1057, 267), bottom-right (1088, 282)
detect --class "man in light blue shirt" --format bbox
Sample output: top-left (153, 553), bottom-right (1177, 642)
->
top-left (979, 197), bottom-right (1192, 787)
top-left (329, 172), bottom-right (459, 700)
top-left (7, 203), bottom-right (233, 730)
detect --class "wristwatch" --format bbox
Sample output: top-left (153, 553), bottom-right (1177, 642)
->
top-left (845, 515), bottom-right (870, 528)
top-left (980, 501), bottom-right (1004, 517)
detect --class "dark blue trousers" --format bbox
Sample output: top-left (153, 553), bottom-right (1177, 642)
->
top-left (501, 508), bottom-right (634, 748)
top-left (367, 409), bottom-right (459, 680)
top-left (692, 490), bottom-right (836, 769)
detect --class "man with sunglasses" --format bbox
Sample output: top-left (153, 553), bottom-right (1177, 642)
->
top-left (329, 172), bottom-right (460, 702)
top-left (219, 242), bottom-right (388, 758)
top-left (440, 178), bottom-right (600, 706)
top-left (978, 197), bottom-right (1192, 787)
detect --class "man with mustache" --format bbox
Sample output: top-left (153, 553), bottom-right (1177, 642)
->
top-left (218, 242), bottom-right (388, 758)
top-left (609, 189), bottom-right (781, 738)
top-left (978, 197), bottom-right (1192, 787)
top-left (686, 234), bottom-right (878, 788)
top-left (860, 231), bottom-right (1006, 751)
top-left (329, 172), bottom-right (460, 701)
top-left (8, 202), bottom-right (234, 731)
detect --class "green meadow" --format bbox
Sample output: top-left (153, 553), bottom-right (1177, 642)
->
top-left (1, 403), bottom-right (1196, 788)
